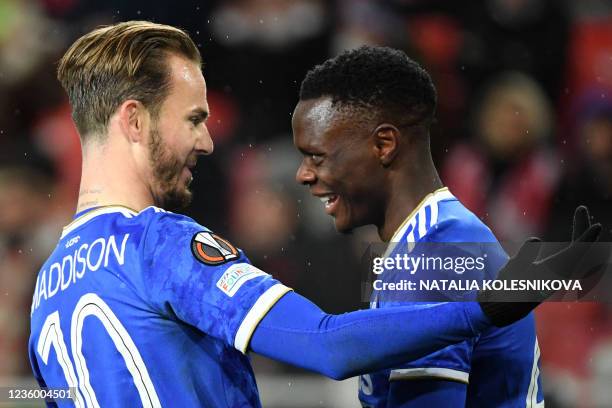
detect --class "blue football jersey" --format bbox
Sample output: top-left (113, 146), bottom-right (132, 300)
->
top-left (28, 205), bottom-right (291, 407)
top-left (359, 188), bottom-right (544, 408)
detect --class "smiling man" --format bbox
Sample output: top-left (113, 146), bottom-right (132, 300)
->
top-left (28, 22), bottom-right (602, 408)
top-left (291, 46), bottom-right (573, 407)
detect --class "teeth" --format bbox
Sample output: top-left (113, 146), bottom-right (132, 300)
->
top-left (318, 195), bottom-right (337, 207)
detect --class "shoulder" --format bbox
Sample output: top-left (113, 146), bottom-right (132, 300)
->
top-left (423, 199), bottom-right (498, 244)
top-left (390, 188), bottom-right (502, 255)
top-left (135, 206), bottom-right (217, 245)
top-left (137, 206), bottom-right (243, 267)
top-left (420, 197), bottom-right (508, 262)
top-left (423, 199), bottom-right (509, 271)
top-left (135, 206), bottom-right (206, 230)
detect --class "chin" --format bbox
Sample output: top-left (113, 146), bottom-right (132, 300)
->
top-left (157, 187), bottom-right (192, 212)
top-left (333, 218), bottom-right (356, 235)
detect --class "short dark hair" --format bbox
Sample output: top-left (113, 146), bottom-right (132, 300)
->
top-left (299, 46), bottom-right (437, 127)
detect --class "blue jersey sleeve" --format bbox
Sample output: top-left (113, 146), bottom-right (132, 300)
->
top-left (251, 290), bottom-right (491, 381)
top-left (140, 210), bottom-right (292, 353)
top-left (386, 380), bottom-right (467, 408)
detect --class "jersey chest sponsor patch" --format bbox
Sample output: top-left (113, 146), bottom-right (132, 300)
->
top-left (191, 232), bottom-right (239, 265)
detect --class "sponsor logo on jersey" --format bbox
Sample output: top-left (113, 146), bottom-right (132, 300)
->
top-left (191, 232), bottom-right (239, 265)
top-left (65, 235), bottom-right (80, 248)
top-left (216, 263), bottom-right (268, 297)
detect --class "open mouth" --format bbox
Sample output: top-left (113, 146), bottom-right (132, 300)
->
top-left (318, 194), bottom-right (339, 214)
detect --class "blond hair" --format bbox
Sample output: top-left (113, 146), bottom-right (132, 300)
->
top-left (57, 20), bottom-right (201, 139)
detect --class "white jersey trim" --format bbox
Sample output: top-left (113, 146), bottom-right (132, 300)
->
top-left (383, 187), bottom-right (455, 257)
top-left (526, 338), bottom-right (544, 407)
top-left (234, 283), bottom-right (292, 354)
top-left (389, 367), bottom-right (469, 384)
top-left (61, 206), bottom-right (138, 238)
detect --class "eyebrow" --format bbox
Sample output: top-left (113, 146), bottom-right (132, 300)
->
top-left (190, 108), bottom-right (209, 121)
top-left (297, 147), bottom-right (323, 155)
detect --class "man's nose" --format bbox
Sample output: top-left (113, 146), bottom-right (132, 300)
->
top-left (296, 161), bottom-right (316, 185)
top-left (196, 124), bottom-right (214, 155)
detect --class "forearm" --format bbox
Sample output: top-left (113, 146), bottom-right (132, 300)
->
top-left (250, 291), bottom-right (488, 380)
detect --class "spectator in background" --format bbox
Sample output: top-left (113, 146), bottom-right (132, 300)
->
top-left (442, 71), bottom-right (560, 243)
top-left (207, 0), bottom-right (330, 146)
top-left (332, 0), bottom-right (409, 52)
top-left (548, 91), bottom-right (612, 241)
top-left (536, 93), bottom-right (612, 408)
top-left (228, 140), bottom-right (302, 288)
top-left (0, 167), bottom-right (64, 377)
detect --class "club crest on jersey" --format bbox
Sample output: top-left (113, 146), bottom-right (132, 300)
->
top-left (191, 232), bottom-right (239, 265)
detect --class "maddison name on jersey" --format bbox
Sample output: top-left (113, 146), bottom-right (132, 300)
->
top-left (31, 233), bottom-right (130, 314)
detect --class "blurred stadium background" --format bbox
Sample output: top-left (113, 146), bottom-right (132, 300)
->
top-left (0, 0), bottom-right (611, 407)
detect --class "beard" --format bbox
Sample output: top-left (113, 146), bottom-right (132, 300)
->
top-left (148, 125), bottom-right (193, 211)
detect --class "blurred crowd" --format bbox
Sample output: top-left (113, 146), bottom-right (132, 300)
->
top-left (1, 0), bottom-right (611, 406)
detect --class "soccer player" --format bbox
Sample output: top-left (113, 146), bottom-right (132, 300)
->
top-left (291, 46), bottom-right (597, 407)
top-left (28, 22), bottom-right (599, 407)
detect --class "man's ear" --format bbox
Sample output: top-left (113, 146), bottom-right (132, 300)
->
top-left (373, 124), bottom-right (400, 167)
top-left (117, 99), bottom-right (149, 143)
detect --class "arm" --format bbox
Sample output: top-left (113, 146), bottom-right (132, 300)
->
top-left (250, 290), bottom-right (488, 380)
top-left (386, 380), bottom-right (467, 407)
top-left (250, 211), bottom-right (604, 380)
top-left (146, 208), bottom-right (602, 376)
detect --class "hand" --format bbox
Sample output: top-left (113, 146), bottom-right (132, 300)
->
top-left (478, 205), bottom-right (606, 327)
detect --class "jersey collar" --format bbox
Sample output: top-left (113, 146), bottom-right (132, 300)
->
top-left (388, 187), bottom-right (455, 243)
top-left (61, 205), bottom-right (138, 239)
